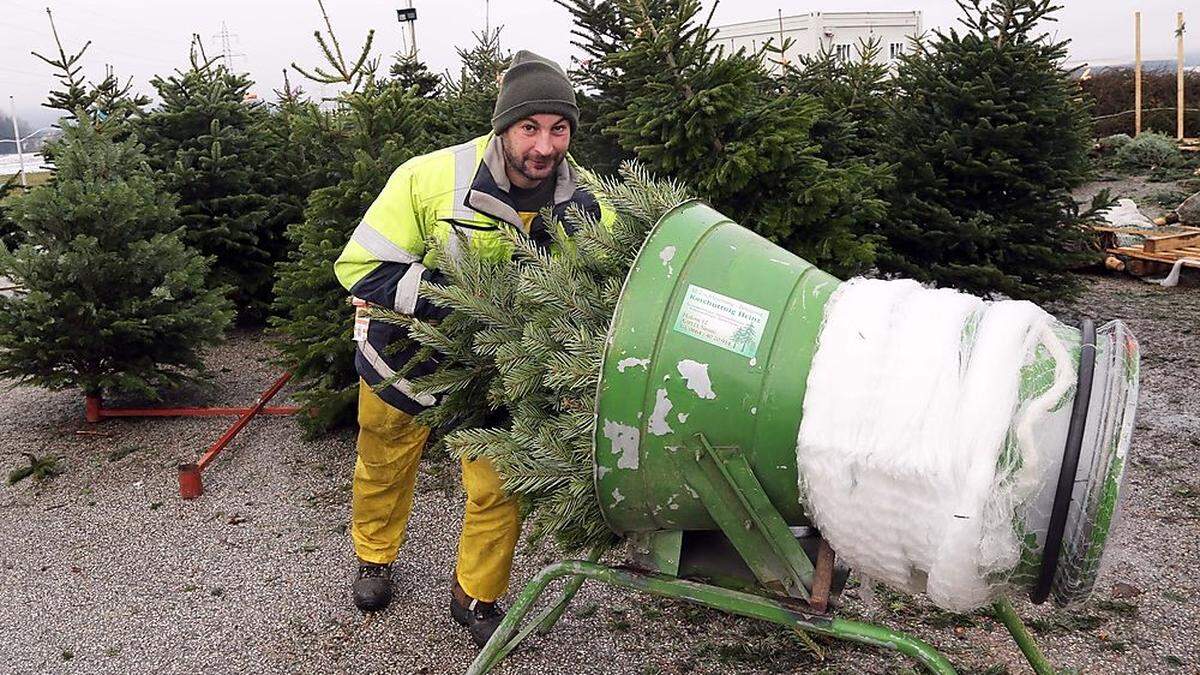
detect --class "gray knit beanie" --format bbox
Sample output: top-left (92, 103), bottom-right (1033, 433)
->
top-left (491, 50), bottom-right (579, 134)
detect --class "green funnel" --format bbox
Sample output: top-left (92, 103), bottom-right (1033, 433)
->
top-left (593, 201), bottom-right (1140, 606)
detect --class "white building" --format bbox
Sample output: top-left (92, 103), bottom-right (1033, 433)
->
top-left (713, 11), bottom-right (922, 73)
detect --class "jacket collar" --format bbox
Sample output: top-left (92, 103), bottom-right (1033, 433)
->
top-left (465, 134), bottom-right (579, 230)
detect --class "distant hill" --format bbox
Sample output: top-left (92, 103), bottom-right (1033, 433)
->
top-left (0, 153), bottom-right (53, 175)
top-left (1125, 56), bottom-right (1200, 72)
top-left (1067, 52), bottom-right (1200, 73)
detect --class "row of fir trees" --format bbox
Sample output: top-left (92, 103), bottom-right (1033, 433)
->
top-left (2, 0), bottom-right (1103, 473)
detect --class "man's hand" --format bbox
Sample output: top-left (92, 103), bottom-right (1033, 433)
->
top-left (414, 268), bottom-right (453, 321)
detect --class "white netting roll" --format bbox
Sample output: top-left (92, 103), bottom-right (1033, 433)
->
top-left (796, 278), bottom-right (1074, 612)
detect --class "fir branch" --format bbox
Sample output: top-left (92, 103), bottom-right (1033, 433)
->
top-left (405, 162), bottom-right (689, 553)
top-left (291, 0), bottom-right (377, 91)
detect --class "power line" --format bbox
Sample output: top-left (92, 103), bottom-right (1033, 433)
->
top-left (4, 1), bottom-right (187, 51)
top-left (0, 67), bottom-right (53, 82)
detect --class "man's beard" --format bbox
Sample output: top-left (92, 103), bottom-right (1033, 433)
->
top-left (500, 137), bottom-right (564, 186)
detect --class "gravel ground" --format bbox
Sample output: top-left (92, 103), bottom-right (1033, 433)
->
top-left (1, 272), bottom-right (1198, 675)
top-left (1074, 170), bottom-right (1200, 223)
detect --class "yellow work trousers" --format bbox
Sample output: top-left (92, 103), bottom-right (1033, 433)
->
top-left (350, 380), bottom-right (520, 602)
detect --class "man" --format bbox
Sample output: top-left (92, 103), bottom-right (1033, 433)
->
top-left (333, 50), bottom-right (608, 647)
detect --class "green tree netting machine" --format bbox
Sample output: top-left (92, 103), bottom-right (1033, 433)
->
top-left (468, 202), bottom-right (1141, 674)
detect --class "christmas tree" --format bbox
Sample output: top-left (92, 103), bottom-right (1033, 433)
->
top-left (441, 28), bottom-right (512, 135)
top-left (256, 72), bottom-right (342, 309)
top-left (33, 8), bottom-right (149, 142)
top-left (778, 38), bottom-right (897, 168)
top-left (878, 0), bottom-right (1104, 301)
top-left (0, 116), bottom-right (232, 398)
top-left (558, 0), bottom-right (887, 277)
top-left (555, 0), bottom-right (633, 174)
top-left (137, 40), bottom-right (276, 322)
top-left (390, 53), bottom-right (443, 97)
top-left (376, 163), bottom-right (690, 552)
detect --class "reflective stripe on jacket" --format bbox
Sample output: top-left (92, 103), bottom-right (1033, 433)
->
top-left (334, 133), bottom-right (610, 413)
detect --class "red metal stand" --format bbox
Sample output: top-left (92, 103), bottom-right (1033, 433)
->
top-left (176, 371), bottom-right (297, 499)
top-left (80, 372), bottom-right (299, 499)
top-left (178, 463), bottom-right (204, 499)
top-left (84, 396), bottom-right (299, 421)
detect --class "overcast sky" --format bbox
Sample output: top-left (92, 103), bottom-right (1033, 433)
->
top-left (1, 0), bottom-right (1194, 127)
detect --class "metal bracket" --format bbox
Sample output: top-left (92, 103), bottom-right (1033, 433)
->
top-left (668, 433), bottom-right (814, 600)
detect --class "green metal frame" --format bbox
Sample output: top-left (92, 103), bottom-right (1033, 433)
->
top-left (464, 429), bottom-right (1059, 674)
top-left (994, 596), bottom-right (1054, 674)
top-left (466, 560), bottom-right (957, 675)
top-left (465, 563), bottom-right (1057, 675)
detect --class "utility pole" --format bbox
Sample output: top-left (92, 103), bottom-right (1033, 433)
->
top-left (408, 0), bottom-right (417, 56)
top-left (1177, 12), bottom-right (1186, 141)
top-left (1134, 11), bottom-right (1142, 136)
top-left (777, 9), bottom-right (787, 68)
top-left (8, 96), bottom-right (26, 188)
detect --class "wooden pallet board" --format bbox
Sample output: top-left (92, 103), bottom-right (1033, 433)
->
top-left (1093, 224), bottom-right (1200, 239)
top-left (1104, 243), bottom-right (1200, 278)
top-left (1095, 225), bottom-right (1200, 252)
top-left (1108, 244), bottom-right (1200, 266)
top-left (1144, 230), bottom-right (1200, 253)
top-left (1097, 223), bottom-right (1200, 276)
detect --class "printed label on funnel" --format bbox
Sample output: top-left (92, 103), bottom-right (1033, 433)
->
top-left (672, 284), bottom-right (769, 358)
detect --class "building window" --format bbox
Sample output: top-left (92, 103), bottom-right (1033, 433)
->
top-left (890, 42), bottom-right (905, 59)
top-left (834, 43), bottom-right (852, 63)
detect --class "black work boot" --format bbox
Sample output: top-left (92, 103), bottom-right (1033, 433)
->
top-left (450, 579), bottom-right (506, 647)
top-left (352, 560), bottom-right (393, 612)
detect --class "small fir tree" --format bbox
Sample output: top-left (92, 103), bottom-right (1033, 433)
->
top-left (33, 8), bottom-right (149, 146)
top-left (779, 38), bottom-right (897, 167)
top-left (879, 0), bottom-right (1105, 301)
top-left (138, 41), bottom-right (275, 322)
top-left (0, 116), bottom-right (232, 398)
top-left (442, 28), bottom-right (512, 135)
top-left (390, 52), bottom-right (443, 98)
top-left (256, 71), bottom-right (343, 306)
top-left (555, 0), bottom-right (634, 174)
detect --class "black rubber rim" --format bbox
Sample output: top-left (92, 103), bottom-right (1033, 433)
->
top-left (1031, 318), bottom-right (1096, 605)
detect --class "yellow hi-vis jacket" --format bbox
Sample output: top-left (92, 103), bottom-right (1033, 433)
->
top-left (334, 132), bottom-right (611, 413)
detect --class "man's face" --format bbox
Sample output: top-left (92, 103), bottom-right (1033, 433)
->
top-left (500, 113), bottom-right (571, 188)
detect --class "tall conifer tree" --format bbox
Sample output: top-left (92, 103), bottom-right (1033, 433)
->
top-left (558, 0), bottom-right (888, 277)
top-left (138, 41), bottom-right (275, 321)
top-left (879, 0), bottom-right (1104, 301)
